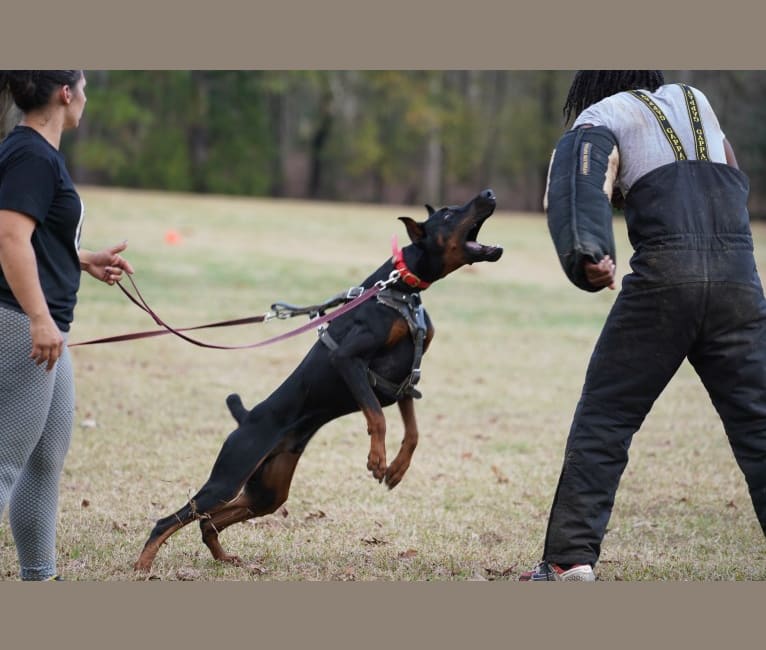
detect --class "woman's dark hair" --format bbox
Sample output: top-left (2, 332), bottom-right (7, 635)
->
top-left (0, 70), bottom-right (83, 113)
top-left (562, 70), bottom-right (665, 124)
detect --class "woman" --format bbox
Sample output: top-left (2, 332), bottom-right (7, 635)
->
top-left (0, 70), bottom-right (134, 580)
top-left (521, 71), bottom-right (766, 581)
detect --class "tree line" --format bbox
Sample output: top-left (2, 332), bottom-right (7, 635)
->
top-left (53, 70), bottom-right (766, 217)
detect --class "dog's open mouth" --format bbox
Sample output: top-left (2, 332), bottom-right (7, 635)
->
top-left (465, 217), bottom-right (503, 263)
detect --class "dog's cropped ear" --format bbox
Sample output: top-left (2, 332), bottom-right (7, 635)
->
top-left (424, 204), bottom-right (436, 217)
top-left (398, 216), bottom-right (426, 246)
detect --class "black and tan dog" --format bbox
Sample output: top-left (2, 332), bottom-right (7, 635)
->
top-left (134, 189), bottom-right (503, 572)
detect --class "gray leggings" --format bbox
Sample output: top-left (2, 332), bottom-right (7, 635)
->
top-left (0, 306), bottom-right (74, 580)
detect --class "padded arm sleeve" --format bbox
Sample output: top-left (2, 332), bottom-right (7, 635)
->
top-left (544, 125), bottom-right (619, 292)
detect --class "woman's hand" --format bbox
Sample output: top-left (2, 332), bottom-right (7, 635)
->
top-left (29, 313), bottom-right (64, 371)
top-left (80, 241), bottom-right (135, 285)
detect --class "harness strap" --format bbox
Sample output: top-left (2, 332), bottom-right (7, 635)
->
top-left (319, 288), bottom-right (427, 400)
top-left (375, 289), bottom-right (426, 396)
top-left (367, 367), bottom-right (423, 400)
top-left (270, 286), bottom-right (365, 320)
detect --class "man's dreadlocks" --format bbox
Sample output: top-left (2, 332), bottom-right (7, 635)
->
top-left (562, 70), bottom-right (665, 125)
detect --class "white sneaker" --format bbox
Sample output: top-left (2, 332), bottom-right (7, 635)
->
top-left (519, 561), bottom-right (595, 582)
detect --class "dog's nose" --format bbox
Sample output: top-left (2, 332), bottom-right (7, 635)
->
top-left (480, 189), bottom-right (496, 202)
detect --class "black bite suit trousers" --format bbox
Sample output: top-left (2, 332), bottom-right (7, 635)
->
top-left (544, 161), bottom-right (766, 566)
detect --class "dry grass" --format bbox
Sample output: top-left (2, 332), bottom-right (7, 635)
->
top-left (1, 185), bottom-right (765, 581)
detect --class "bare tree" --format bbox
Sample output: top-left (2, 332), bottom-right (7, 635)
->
top-left (0, 90), bottom-right (21, 140)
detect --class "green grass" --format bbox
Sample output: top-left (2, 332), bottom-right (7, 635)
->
top-left (1, 185), bottom-right (764, 581)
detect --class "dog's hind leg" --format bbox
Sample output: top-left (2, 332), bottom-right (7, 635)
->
top-left (198, 496), bottom-right (253, 565)
top-left (135, 424), bottom-right (285, 572)
top-left (383, 395), bottom-right (419, 489)
top-left (199, 450), bottom-right (302, 563)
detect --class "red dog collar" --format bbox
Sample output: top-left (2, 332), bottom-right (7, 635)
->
top-left (391, 235), bottom-right (431, 289)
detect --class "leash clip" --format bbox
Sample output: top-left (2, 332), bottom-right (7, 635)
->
top-left (376, 270), bottom-right (401, 290)
top-left (269, 303), bottom-right (296, 320)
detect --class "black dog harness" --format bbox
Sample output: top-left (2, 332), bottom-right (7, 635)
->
top-left (272, 238), bottom-right (429, 401)
top-left (318, 287), bottom-right (427, 400)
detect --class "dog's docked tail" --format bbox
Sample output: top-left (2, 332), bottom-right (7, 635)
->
top-left (226, 393), bottom-right (248, 425)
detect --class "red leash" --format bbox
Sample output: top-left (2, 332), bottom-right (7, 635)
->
top-left (68, 271), bottom-right (398, 350)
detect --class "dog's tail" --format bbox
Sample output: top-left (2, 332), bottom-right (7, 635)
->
top-left (226, 393), bottom-right (248, 425)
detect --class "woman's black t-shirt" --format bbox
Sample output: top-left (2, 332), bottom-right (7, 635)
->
top-left (0, 125), bottom-right (83, 331)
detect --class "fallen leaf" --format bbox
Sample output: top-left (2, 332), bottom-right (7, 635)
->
top-left (247, 564), bottom-right (267, 575)
top-left (479, 531), bottom-right (504, 545)
top-left (491, 465), bottom-right (509, 484)
top-left (175, 568), bottom-right (201, 581)
top-left (81, 499), bottom-right (90, 508)
top-left (398, 548), bottom-right (418, 559)
top-left (484, 564), bottom-right (517, 579)
top-left (336, 567), bottom-right (356, 581)
top-left (305, 510), bottom-right (326, 520)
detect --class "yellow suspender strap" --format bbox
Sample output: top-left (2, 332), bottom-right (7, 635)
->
top-left (629, 85), bottom-right (710, 161)
top-left (629, 89), bottom-right (688, 161)
top-left (679, 84), bottom-right (709, 161)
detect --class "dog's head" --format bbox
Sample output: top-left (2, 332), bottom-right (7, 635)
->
top-left (398, 189), bottom-right (503, 282)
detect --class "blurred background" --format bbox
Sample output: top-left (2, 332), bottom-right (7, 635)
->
top-left (46, 70), bottom-right (766, 217)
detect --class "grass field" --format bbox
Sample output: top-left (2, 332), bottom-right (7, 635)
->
top-left (2, 185), bottom-right (765, 581)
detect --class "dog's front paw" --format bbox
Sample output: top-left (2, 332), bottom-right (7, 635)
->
top-left (366, 451), bottom-right (387, 482)
top-left (384, 455), bottom-right (410, 489)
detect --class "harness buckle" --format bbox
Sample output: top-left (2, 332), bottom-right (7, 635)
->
top-left (346, 286), bottom-right (365, 300)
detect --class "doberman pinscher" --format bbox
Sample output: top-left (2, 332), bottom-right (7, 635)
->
top-left (134, 189), bottom-right (503, 572)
